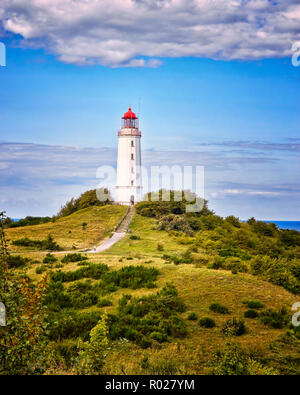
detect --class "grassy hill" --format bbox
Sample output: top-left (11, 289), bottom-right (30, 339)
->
top-left (5, 204), bottom-right (299, 375)
top-left (6, 205), bottom-right (127, 252)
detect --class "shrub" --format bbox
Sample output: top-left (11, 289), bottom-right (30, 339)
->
top-left (50, 263), bottom-right (109, 283)
top-left (52, 339), bottom-right (79, 369)
top-left (97, 298), bottom-right (113, 307)
top-left (198, 214), bottom-right (223, 230)
top-left (61, 253), bottom-right (88, 263)
top-left (225, 216), bottom-right (241, 228)
top-left (207, 257), bottom-right (224, 270)
top-left (7, 255), bottom-right (30, 268)
top-left (157, 214), bottom-right (194, 236)
top-left (224, 257), bottom-right (249, 273)
top-left (187, 312), bottom-right (198, 321)
top-left (100, 265), bottom-right (159, 290)
top-left (129, 235), bottom-right (140, 240)
top-left (77, 315), bottom-right (109, 374)
top-left (242, 300), bottom-right (264, 309)
top-left (209, 303), bottom-right (229, 314)
top-left (157, 243), bottom-right (164, 251)
top-left (199, 317), bottom-right (216, 328)
top-left (109, 285), bottom-right (186, 348)
top-left (244, 310), bottom-right (259, 318)
top-left (43, 253), bottom-right (58, 264)
top-left (12, 234), bottom-right (62, 251)
top-left (36, 266), bottom-right (47, 274)
top-left (47, 310), bottom-right (102, 341)
top-left (212, 342), bottom-right (277, 375)
top-left (222, 318), bottom-right (246, 336)
top-left (44, 234), bottom-right (62, 251)
top-left (260, 308), bottom-right (289, 329)
top-left (253, 221), bottom-right (277, 237)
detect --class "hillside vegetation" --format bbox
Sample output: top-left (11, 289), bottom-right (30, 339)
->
top-left (6, 205), bottom-right (126, 252)
top-left (1, 191), bottom-right (300, 375)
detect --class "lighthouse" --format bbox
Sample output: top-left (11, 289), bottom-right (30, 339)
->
top-left (116, 107), bottom-right (142, 205)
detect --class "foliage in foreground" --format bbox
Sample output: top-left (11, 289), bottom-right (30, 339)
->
top-left (212, 342), bottom-right (277, 375)
top-left (0, 214), bottom-right (50, 374)
top-left (108, 285), bottom-right (186, 348)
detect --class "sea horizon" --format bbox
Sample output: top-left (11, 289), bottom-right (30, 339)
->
top-left (12, 218), bottom-right (300, 231)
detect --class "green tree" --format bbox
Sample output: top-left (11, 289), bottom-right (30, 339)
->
top-left (0, 212), bottom-right (49, 374)
top-left (77, 314), bottom-right (109, 374)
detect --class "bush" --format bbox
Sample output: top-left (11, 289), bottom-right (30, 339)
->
top-left (97, 298), bottom-right (113, 307)
top-left (51, 263), bottom-right (109, 283)
top-left (77, 315), bottom-right (109, 374)
top-left (207, 257), bottom-right (224, 270)
top-left (224, 257), bottom-right (249, 273)
top-left (157, 243), bottom-right (164, 251)
top-left (7, 255), bottom-right (30, 268)
top-left (157, 214), bottom-right (194, 236)
top-left (100, 265), bottom-right (159, 290)
top-left (242, 300), bottom-right (264, 309)
top-left (187, 312), bottom-right (198, 321)
top-left (225, 216), bottom-right (241, 228)
top-left (222, 318), bottom-right (246, 336)
top-left (253, 221), bottom-right (277, 237)
top-left (260, 308), bottom-right (289, 329)
top-left (129, 235), bottom-right (140, 240)
top-left (47, 310), bottom-right (102, 341)
top-left (209, 303), bottom-right (230, 314)
top-left (43, 253), bottom-right (58, 264)
top-left (212, 342), bottom-right (277, 375)
top-left (109, 285), bottom-right (186, 348)
top-left (199, 317), bottom-right (216, 328)
top-left (244, 310), bottom-right (259, 318)
top-left (12, 234), bottom-right (62, 251)
top-left (61, 253), bottom-right (88, 263)
top-left (36, 266), bottom-right (47, 274)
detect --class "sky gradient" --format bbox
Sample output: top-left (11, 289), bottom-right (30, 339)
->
top-left (0, 0), bottom-right (299, 220)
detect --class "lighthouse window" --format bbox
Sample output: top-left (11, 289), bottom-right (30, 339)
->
top-left (131, 180), bottom-right (134, 186)
top-left (131, 154), bottom-right (134, 160)
top-left (131, 140), bottom-right (134, 147)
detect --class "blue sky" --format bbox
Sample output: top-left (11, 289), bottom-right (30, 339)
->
top-left (0, 0), bottom-right (300, 220)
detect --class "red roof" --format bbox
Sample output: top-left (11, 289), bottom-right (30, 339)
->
top-left (122, 107), bottom-right (137, 119)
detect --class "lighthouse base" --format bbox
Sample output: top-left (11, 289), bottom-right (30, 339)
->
top-left (115, 186), bottom-right (143, 205)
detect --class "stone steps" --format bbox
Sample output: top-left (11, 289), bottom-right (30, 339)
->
top-left (116, 205), bottom-right (135, 232)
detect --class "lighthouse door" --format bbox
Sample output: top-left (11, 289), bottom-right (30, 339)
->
top-left (130, 195), bottom-right (135, 205)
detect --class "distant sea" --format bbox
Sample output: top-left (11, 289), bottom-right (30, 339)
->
top-left (12, 218), bottom-right (300, 231)
top-left (264, 221), bottom-right (300, 231)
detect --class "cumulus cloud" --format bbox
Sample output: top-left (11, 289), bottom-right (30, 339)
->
top-left (1, 0), bottom-right (300, 67)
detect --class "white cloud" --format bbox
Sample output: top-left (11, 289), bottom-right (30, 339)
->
top-left (1, 0), bottom-right (299, 67)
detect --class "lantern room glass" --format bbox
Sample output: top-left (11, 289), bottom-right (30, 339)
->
top-left (122, 118), bottom-right (138, 128)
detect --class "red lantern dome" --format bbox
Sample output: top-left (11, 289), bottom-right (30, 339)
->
top-left (122, 107), bottom-right (137, 120)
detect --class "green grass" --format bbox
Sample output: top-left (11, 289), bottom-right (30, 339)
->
top-left (6, 205), bottom-right (127, 252)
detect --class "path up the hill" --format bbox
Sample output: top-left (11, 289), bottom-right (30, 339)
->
top-left (89, 205), bottom-right (135, 253)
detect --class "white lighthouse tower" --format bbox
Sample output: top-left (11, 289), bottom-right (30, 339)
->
top-left (116, 107), bottom-right (142, 205)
